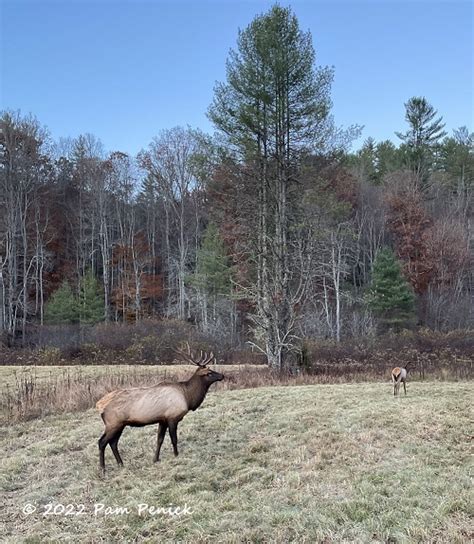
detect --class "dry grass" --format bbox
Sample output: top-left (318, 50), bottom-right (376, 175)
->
top-left (0, 364), bottom-right (403, 424)
top-left (0, 365), bottom-right (260, 423)
top-left (1, 381), bottom-right (472, 543)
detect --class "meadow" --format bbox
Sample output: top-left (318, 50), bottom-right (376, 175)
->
top-left (1, 370), bottom-right (472, 543)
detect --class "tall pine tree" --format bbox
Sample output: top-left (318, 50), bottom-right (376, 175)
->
top-left (396, 96), bottom-right (447, 184)
top-left (208, 4), bottom-right (333, 370)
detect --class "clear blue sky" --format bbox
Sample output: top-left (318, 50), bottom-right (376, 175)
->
top-left (1, 0), bottom-right (472, 155)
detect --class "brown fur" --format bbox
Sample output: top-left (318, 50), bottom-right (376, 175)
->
top-left (96, 365), bottom-right (223, 471)
top-left (96, 390), bottom-right (123, 413)
top-left (391, 365), bottom-right (409, 396)
top-left (392, 367), bottom-right (402, 379)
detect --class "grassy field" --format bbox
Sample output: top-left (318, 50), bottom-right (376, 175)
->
top-left (0, 364), bottom-right (260, 390)
top-left (1, 380), bottom-right (472, 543)
top-left (0, 364), bottom-right (266, 423)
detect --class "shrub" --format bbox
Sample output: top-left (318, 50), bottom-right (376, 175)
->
top-left (36, 347), bottom-right (62, 365)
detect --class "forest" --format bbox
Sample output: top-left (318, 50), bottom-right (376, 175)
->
top-left (0, 5), bottom-right (472, 371)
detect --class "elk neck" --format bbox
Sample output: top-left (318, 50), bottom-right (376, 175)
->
top-left (182, 373), bottom-right (212, 411)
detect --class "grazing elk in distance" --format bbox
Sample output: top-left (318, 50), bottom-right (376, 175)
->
top-left (391, 362), bottom-right (412, 396)
top-left (96, 344), bottom-right (224, 472)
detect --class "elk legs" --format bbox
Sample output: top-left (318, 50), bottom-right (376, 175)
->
top-left (109, 428), bottom-right (124, 466)
top-left (154, 422), bottom-right (168, 462)
top-left (98, 426), bottom-right (124, 470)
top-left (168, 421), bottom-right (179, 457)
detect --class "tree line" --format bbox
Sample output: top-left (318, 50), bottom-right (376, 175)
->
top-left (1, 5), bottom-right (472, 369)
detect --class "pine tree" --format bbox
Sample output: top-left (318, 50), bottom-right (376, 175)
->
top-left (396, 96), bottom-right (447, 184)
top-left (192, 223), bottom-right (232, 298)
top-left (79, 270), bottom-right (104, 325)
top-left (190, 223), bottom-right (233, 329)
top-left (367, 248), bottom-right (415, 328)
top-left (44, 282), bottom-right (78, 324)
top-left (357, 137), bottom-right (378, 183)
top-left (376, 140), bottom-right (404, 181)
top-left (208, 4), bottom-right (333, 370)
top-left (439, 127), bottom-right (474, 191)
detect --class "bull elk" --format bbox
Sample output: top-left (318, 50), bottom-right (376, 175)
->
top-left (391, 362), bottom-right (412, 396)
top-left (96, 344), bottom-right (224, 471)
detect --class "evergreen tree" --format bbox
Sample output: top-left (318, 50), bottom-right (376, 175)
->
top-left (44, 282), bottom-right (78, 324)
top-left (192, 223), bottom-right (232, 298)
top-left (396, 96), bottom-right (447, 184)
top-left (208, 4), bottom-right (333, 370)
top-left (345, 138), bottom-right (404, 184)
top-left (79, 270), bottom-right (104, 325)
top-left (357, 137), bottom-right (378, 183)
top-left (190, 223), bottom-right (233, 330)
top-left (367, 248), bottom-right (415, 328)
top-left (439, 126), bottom-right (474, 191)
top-left (376, 140), bottom-right (404, 181)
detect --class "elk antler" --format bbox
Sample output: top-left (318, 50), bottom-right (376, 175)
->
top-left (174, 342), bottom-right (215, 367)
